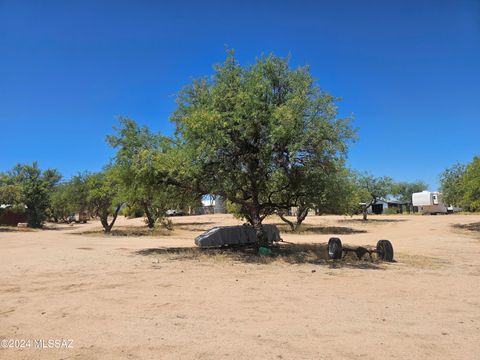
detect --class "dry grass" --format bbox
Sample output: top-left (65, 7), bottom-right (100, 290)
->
top-left (71, 226), bottom-right (173, 237)
top-left (339, 218), bottom-right (407, 224)
top-left (269, 222), bottom-right (367, 234)
top-left (136, 242), bottom-right (385, 269)
top-left (396, 252), bottom-right (450, 270)
top-left (294, 225), bottom-right (366, 234)
top-left (0, 226), bottom-right (36, 232)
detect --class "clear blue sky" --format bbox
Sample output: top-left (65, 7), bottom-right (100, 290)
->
top-left (1, 0), bottom-right (479, 189)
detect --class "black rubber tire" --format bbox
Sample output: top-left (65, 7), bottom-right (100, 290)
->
top-left (328, 237), bottom-right (343, 260)
top-left (377, 240), bottom-right (394, 262)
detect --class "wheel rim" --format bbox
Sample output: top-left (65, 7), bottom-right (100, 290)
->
top-left (377, 242), bottom-right (385, 260)
top-left (328, 247), bottom-right (334, 258)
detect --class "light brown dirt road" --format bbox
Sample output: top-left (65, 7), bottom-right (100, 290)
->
top-left (1, 214), bottom-right (479, 360)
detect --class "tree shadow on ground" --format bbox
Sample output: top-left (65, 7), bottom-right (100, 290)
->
top-left (0, 227), bottom-right (16, 232)
top-left (299, 226), bottom-right (367, 234)
top-left (42, 224), bottom-right (81, 231)
top-left (270, 223), bottom-right (367, 234)
top-left (173, 221), bottom-right (218, 232)
top-left (0, 226), bottom-right (35, 232)
top-left (136, 242), bottom-right (384, 270)
top-left (453, 222), bottom-right (480, 233)
top-left (174, 221), bottom-right (216, 227)
top-left (339, 219), bottom-right (406, 223)
top-left (70, 226), bottom-right (172, 237)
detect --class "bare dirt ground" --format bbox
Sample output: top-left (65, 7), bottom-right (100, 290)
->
top-left (1, 214), bottom-right (480, 360)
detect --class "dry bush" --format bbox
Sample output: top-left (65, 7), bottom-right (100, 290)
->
top-left (72, 226), bottom-right (172, 237)
top-left (395, 253), bottom-right (450, 270)
top-left (0, 226), bottom-right (36, 232)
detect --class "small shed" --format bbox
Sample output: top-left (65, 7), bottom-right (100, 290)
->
top-left (368, 199), bottom-right (408, 214)
top-left (0, 206), bottom-right (27, 226)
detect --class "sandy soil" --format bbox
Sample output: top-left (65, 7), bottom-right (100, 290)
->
top-left (1, 214), bottom-right (480, 360)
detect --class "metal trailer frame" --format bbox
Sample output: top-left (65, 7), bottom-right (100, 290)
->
top-left (327, 237), bottom-right (394, 262)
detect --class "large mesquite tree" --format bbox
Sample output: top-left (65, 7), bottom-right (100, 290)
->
top-left (172, 52), bottom-right (354, 245)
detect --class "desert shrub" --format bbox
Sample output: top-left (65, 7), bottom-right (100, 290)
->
top-left (384, 207), bottom-right (399, 214)
top-left (122, 205), bottom-right (145, 218)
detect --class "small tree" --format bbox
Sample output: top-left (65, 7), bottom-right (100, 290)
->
top-left (172, 51), bottom-right (354, 246)
top-left (314, 168), bottom-right (360, 215)
top-left (0, 173), bottom-right (21, 206)
top-left (440, 163), bottom-right (467, 208)
top-left (442, 157), bottom-right (480, 211)
top-left (355, 173), bottom-right (393, 220)
top-left (276, 165), bottom-right (357, 231)
top-left (107, 118), bottom-right (194, 228)
top-left (460, 156), bottom-right (480, 211)
top-left (49, 183), bottom-right (73, 222)
top-left (49, 173), bottom-right (90, 223)
top-left (85, 169), bottom-right (124, 233)
top-left (4, 163), bottom-right (62, 228)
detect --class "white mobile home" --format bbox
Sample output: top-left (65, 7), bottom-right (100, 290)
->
top-left (412, 191), bottom-right (448, 214)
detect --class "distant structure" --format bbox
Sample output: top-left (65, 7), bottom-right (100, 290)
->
top-left (213, 196), bottom-right (226, 214)
top-left (197, 195), bottom-right (226, 214)
top-left (412, 191), bottom-right (454, 214)
top-left (367, 199), bottom-right (409, 214)
top-left (0, 205), bottom-right (27, 226)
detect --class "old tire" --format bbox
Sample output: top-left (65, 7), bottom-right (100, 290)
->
top-left (328, 237), bottom-right (343, 260)
top-left (377, 240), bottom-right (394, 262)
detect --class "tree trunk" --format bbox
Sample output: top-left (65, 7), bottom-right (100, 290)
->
top-left (109, 204), bottom-right (122, 230)
top-left (250, 208), bottom-right (267, 248)
top-left (363, 197), bottom-right (376, 221)
top-left (143, 204), bottom-right (155, 229)
top-left (278, 211), bottom-right (295, 231)
top-left (295, 206), bottom-right (310, 231)
top-left (100, 214), bottom-right (111, 233)
top-left (362, 205), bottom-right (368, 221)
top-left (101, 204), bottom-right (122, 233)
top-left (27, 206), bottom-right (42, 228)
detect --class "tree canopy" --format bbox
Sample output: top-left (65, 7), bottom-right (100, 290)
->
top-left (107, 117), bottom-right (171, 228)
top-left (107, 117), bottom-right (200, 228)
top-left (84, 168), bottom-right (124, 233)
top-left (391, 181), bottom-right (428, 203)
top-left (276, 165), bottom-right (358, 231)
top-left (0, 162), bottom-right (61, 227)
top-left (355, 173), bottom-right (393, 220)
top-left (49, 173), bottom-right (90, 222)
top-left (441, 157), bottom-right (480, 211)
top-left (172, 51), bottom-right (355, 244)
